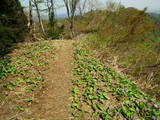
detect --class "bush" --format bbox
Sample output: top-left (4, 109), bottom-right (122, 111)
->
top-left (0, 0), bottom-right (27, 55)
top-left (45, 29), bottom-right (60, 39)
top-left (0, 25), bottom-right (16, 49)
top-left (45, 24), bottom-right (64, 39)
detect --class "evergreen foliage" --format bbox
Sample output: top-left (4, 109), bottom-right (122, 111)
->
top-left (0, 0), bottom-right (27, 52)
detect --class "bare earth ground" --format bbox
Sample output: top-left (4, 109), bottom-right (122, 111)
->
top-left (20, 40), bottom-right (74, 120)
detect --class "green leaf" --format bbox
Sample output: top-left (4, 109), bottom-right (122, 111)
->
top-left (18, 107), bottom-right (25, 111)
top-left (96, 103), bottom-right (104, 111)
top-left (91, 104), bottom-right (97, 111)
top-left (17, 78), bottom-right (24, 83)
top-left (72, 103), bottom-right (80, 109)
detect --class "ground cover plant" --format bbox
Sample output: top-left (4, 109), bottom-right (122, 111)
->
top-left (71, 44), bottom-right (160, 120)
top-left (0, 40), bottom-right (55, 119)
top-left (1, 0), bottom-right (160, 119)
top-left (72, 6), bottom-right (160, 100)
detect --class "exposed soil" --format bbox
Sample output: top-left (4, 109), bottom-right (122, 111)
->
top-left (29, 40), bottom-right (74, 120)
top-left (4, 40), bottom-right (75, 120)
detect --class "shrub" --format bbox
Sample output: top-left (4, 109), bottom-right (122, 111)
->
top-left (45, 24), bottom-right (64, 39)
top-left (0, 25), bottom-right (16, 50)
top-left (0, 0), bottom-right (27, 55)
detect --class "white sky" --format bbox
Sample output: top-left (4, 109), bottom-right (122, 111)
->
top-left (20, 0), bottom-right (160, 14)
top-left (113, 0), bottom-right (160, 12)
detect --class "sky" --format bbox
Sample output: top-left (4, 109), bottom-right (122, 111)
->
top-left (113, 0), bottom-right (160, 13)
top-left (20, 0), bottom-right (160, 14)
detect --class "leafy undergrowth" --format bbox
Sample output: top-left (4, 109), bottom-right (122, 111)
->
top-left (84, 33), bottom-right (160, 100)
top-left (72, 46), bottom-right (160, 120)
top-left (0, 40), bottom-right (55, 117)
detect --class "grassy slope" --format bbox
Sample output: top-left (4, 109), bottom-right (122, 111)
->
top-left (84, 32), bottom-right (160, 100)
top-left (71, 42), bottom-right (160, 120)
top-left (0, 40), bottom-right (55, 119)
top-left (72, 8), bottom-right (160, 100)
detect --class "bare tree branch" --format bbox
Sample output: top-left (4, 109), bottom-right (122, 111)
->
top-left (63, 0), bottom-right (80, 37)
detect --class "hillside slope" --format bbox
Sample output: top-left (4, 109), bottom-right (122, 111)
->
top-left (71, 41), bottom-right (160, 120)
top-left (0, 39), bottom-right (160, 120)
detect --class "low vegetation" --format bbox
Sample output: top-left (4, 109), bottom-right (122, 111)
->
top-left (0, 0), bottom-right (160, 119)
top-left (0, 40), bottom-right (55, 118)
top-left (72, 6), bottom-right (160, 100)
top-left (72, 44), bottom-right (160, 120)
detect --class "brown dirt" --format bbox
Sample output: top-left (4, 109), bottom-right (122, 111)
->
top-left (32, 40), bottom-right (74, 120)
top-left (14, 40), bottom-right (74, 120)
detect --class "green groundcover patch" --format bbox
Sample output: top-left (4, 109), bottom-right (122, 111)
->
top-left (71, 46), bottom-right (160, 120)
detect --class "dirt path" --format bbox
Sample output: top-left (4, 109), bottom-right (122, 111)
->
top-left (26, 40), bottom-right (74, 120)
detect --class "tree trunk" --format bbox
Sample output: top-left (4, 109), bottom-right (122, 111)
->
top-left (28, 0), bottom-right (33, 41)
top-left (46, 0), bottom-right (51, 22)
top-left (29, 0), bottom-right (33, 27)
top-left (50, 0), bottom-right (55, 27)
top-left (34, 0), bottom-right (45, 34)
top-left (70, 16), bottom-right (74, 37)
top-left (64, 1), bottom-right (70, 18)
top-left (63, 0), bottom-right (80, 38)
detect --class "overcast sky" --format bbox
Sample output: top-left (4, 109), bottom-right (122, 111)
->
top-left (114, 0), bottom-right (160, 12)
top-left (20, 0), bottom-right (160, 14)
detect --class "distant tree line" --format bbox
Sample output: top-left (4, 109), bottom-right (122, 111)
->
top-left (149, 13), bottom-right (160, 24)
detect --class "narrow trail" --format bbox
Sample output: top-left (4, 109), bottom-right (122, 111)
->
top-left (28, 40), bottom-right (74, 120)
top-left (0, 39), bottom-right (159, 120)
